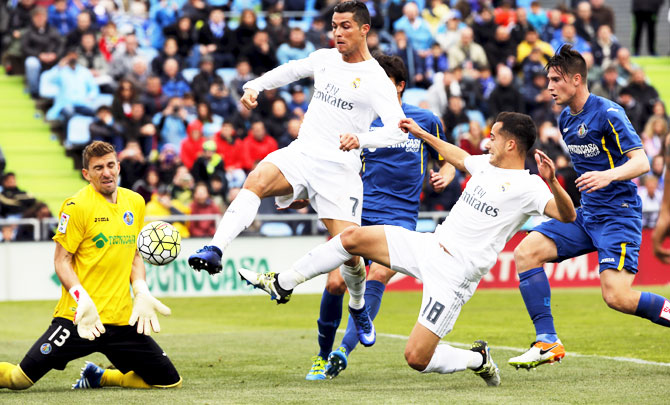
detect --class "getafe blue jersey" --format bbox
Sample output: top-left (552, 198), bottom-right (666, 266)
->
top-left (559, 94), bottom-right (643, 215)
top-left (362, 103), bottom-right (445, 222)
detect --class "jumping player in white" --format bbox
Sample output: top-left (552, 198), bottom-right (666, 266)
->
top-left (188, 1), bottom-right (407, 346)
top-left (240, 112), bottom-right (577, 385)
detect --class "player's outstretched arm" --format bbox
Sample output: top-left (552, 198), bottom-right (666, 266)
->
top-left (129, 250), bottom-right (171, 335)
top-left (54, 242), bottom-right (106, 340)
top-left (576, 149), bottom-right (650, 193)
top-left (399, 118), bottom-right (470, 173)
top-left (653, 155), bottom-right (670, 263)
top-left (536, 150), bottom-right (577, 223)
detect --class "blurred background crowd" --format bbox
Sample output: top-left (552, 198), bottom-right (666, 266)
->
top-left (0, 0), bottom-right (668, 241)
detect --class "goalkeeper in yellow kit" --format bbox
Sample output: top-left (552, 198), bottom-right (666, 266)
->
top-left (0, 141), bottom-right (181, 390)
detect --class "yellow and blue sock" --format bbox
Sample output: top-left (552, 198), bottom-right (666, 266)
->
top-left (317, 289), bottom-right (343, 359)
top-left (341, 280), bottom-right (386, 353)
top-left (635, 292), bottom-right (670, 327)
top-left (0, 363), bottom-right (33, 390)
top-left (519, 267), bottom-right (558, 343)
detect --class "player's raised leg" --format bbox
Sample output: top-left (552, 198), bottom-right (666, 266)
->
top-left (189, 162), bottom-right (293, 274)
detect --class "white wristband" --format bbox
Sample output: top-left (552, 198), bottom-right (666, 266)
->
top-left (69, 284), bottom-right (90, 303)
top-left (132, 279), bottom-right (151, 296)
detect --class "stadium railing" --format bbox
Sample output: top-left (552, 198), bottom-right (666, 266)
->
top-left (0, 211), bottom-right (449, 241)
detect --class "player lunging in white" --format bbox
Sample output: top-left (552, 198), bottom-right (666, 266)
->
top-left (240, 112), bottom-right (576, 385)
top-left (188, 1), bottom-right (407, 346)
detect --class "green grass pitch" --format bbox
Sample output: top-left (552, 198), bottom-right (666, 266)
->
top-left (2, 287), bottom-right (670, 404)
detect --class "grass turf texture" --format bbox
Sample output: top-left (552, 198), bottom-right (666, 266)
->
top-left (634, 57), bottom-right (670, 109)
top-left (2, 288), bottom-right (670, 404)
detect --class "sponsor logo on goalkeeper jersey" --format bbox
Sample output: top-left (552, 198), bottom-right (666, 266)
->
top-left (92, 232), bottom-right (135, 248)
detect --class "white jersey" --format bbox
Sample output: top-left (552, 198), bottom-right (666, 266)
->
top-left (243, 48), bottom-right (407, 171)
top-left (436, 154), bottom-right (553, 279)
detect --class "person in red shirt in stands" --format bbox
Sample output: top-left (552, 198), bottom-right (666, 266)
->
top-left (189, 182), bottom-right (221, 237)
top-left (241, 120), bottom-right (278, 171)
top-left (180, 120), bottom-right (206, 170)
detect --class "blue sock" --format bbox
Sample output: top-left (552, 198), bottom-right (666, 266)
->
top-left (317, 289), bottom-right (343, 359)
top-left (341, 280), bottom-right (386, 353)
top-left (519, 267), bottom-right (557, 343)
top-left (635, 292), bottom-right (670, 327)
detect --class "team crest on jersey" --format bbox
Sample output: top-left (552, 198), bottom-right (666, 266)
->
top-left (40, 343), bottom-right (52, 354)
top-left (500, 182), bottom-right (510, 192)
top-left (352, 78), bottom-right (361, 88)
top-left (577, 123), bottom-right (588, 138)
top-left (123, 211), bottom-right (134, 225)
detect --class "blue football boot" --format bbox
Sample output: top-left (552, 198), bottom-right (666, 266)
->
top-left (188, 245), bottom-right (223, 275)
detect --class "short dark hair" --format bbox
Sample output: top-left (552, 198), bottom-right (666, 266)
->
top-left (333, 1), bottom-right (371, 28)
top-left (374, 54), bottom-right (408, 95)
top-left (495, 112), bottom-right (537, 155)
top-left (545, 44), bottom-right (587, 81)
top-left (83, 141), bottom-right (116, 169)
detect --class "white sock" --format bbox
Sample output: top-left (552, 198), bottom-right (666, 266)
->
top-left (277, 234), bottom-right (353, 290)
top-left (341, 257), bottom-right (366, 310)
top-left (421, 344), bottom-right (483, 374)
top-left (210, 189), bottom-right (261, 251)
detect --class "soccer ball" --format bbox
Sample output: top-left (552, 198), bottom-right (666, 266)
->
top-left (137, 221), bottom-right (181, 265)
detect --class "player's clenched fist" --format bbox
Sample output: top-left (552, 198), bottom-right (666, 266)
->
top-left (70, 285), bottom-right (106, 341)
top-left (398, 118), bottom-right (425, 139)
top-left (339, 133), bottom-right (360, 151)
top-left (240, 88), bottom-right (259, 110)
top-left (129, 280), bottom-right (171, 335)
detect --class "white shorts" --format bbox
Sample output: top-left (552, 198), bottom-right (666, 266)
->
top-left (262, 145), bottom-right (363, 225)
top-left (384, 225), bottom-right (478, 338)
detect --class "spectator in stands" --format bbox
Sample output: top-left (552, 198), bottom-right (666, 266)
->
top-left (287, 84), bottom-right (309, 117)
top-left (44, 51), bottom-right (99, 123)
top-left (551, 24), bottom-right (591, 53)
top-left (229, 58), bottom-right (257, 100)
top-left (118, 140), bottom-right (147, 189)
top-left (641, 116), bottom-right (669, 159)
top-left (452, 65), bottom-right (484, 111)
top-left (366, 29), bottom-right (396, 56)
top-left (276, 27), bottom-right (315, 65)
top-left (206, 77), bottom-right (237, 120)
top-left (622, 68), bottom-right (660, 126)
top-left (124, 102), bottom-right (156, 157)
top-left (145, 184), bottom-right (190, 237)
top-left (436, 9), bottom-right (464, 53)
top-left (510, 7), bottom-right (531, 45)
top-left (161, 57), bottom-right (190, 98)
top-left (15, 201), bottom-right (54, 241)
top-left (234, 8), bottom-right (258, 56)
top-left (141, 75), bottom-right (169, 117)
top-left (442, 96), bottom-right (468, 144)
top-left (170, 165), bottom-right (194, 205)
top-left (517, 27), bottom-right (553, 68)
top-left (243, 30), bottom-right (278, 77)
top-left (614, 47), bottom-right (639, 85)
top-left (98, 22), bottom-right (122, 62)
top-left (494, 0), bottom-right (516, 27)
top-left (536, 121), bottom-right (567, 161)
top-left (448, 27), bottom-right (488, 71)
top-left (3, 0), bottom-right (36, 73)
top-left (127, 55), bottom-right (150, 91)
top-left (652, 100), bottom-right (669, 127)
top-left (109, 32), bottom-right (141, 81)
top-left (574, 1), bottom-right (598, 43)
top-left (151, 37), bottom-right (183, 77)
top-left (523, 71), bottom-right (553, 124)
top-left (520, 47), bottom-right (547, 86)
top-left (423, 43), bottom-right (448, 86)
top-left (181, 0), bottom-right (208, 27)
top-left (214, 120), bottom-right (246, 184)
top-left (393, 1), bottom-right (433, 57)
top-left (459, 120), bottom-right (485, 156)
top-left (632, 0), bottom-right (663, 56)
top-left (189, 182), bottom-right (221, 237)
top-left (181, 120), bottom-right (205, 170)
top-left (153, 96), bottom-right (188, 148)
top-left (591, 64), bottom-right (622, 101)
top-left (591, 24), bottom-right (620, 67)
top-left (305, 16), bottom-right (330, 50)
top-left (156, 143), bottom-right (181, 184)
top-left (618, 87), bottom-right (646, 133)
top-left (191, 139), bottom-right (225, 186)
top-left (163, 16), bottom-right (197, 66)
top-left (193, 101), bottom-right (223, 138)
top-left (241, 120), bottom-right (278, 171)
top-left (278, 117), bottom-right (301, 149)
top-left (198, 8), bottom-right (235, 69)
top-left (48, 0), bottom-right (76, 36)
top-left (229, 100), bottom-right (257, 136)
top-left (85, 0), bottom-right (109, 29)
top-left (0, 172), bottom-right (36, 218)
top-left (148, 0), bottom-right (179, 43)
top-left (527, 1), bottom-right (548, 32)
top-left (65, 11), bottom-right (93, 52)
top-left (484, 26), bottom-right (516, 72)
top-left (191, 55), bottom-right (216, 103)
top-left (488, 65), bottom-right (524, 118)
top-left (76, 31), bottom-right (113, 92)
top-left (426, 69), bottom-right (461, 118)
top-left (23, 6), bottom-right (63, 98)
top-left (639, 175), bottom-right (662, 228)
top-left (392, 30), bottom-right (425, 88)
top-left (90, 105), bottom-right (125, 152)
top-left (541, 9), bottom-right (563, 43)
top-left (590, 0), bottom-right (615, 31)
top-left (264, 98), bottom-right (290, 140)
top-left (422, 0), bottom-right (450, 36)
top-left (265, 10), bottom-right (289, 48)
top-left (132, 166), bottom-right (160, 203)
top-left (111, 78), bottom-right (137, 122)
top-left (208, 173), bottom-right (228, 210)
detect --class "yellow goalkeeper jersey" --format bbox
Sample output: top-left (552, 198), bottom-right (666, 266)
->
top-left (52, 184), bottom-right (145, 325)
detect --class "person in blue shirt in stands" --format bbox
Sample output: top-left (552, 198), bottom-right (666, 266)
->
top-left (509, 45), bottom-right (670, 369)
top-left (306, 54), bottom-right (456, 380)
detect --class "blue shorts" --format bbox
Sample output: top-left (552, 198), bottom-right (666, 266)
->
top-left (362, 215), bottom-right (416, 231)
top-left (533, 207), bottom-right (642, 273)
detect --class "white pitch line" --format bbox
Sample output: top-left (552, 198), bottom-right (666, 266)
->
top-left (373, 332), bottom-right (670, 368)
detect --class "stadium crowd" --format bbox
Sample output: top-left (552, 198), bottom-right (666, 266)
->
top-left (0, 0), bottom-right (669, 241)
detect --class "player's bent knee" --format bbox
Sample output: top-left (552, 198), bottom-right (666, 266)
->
top-left (404, 347), bottom-right (430, 372)
top-left (325, 278), bottom-right (347, 295)
top-left (9, 367), bottom-right (33, 390)
top-left (339, 226), bottom-right (361, 253)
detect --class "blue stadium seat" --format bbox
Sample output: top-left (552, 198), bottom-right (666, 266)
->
top-left (402, 88), bottom-right (428, 106)
top-left (216, 68), bottom-right (238, 87)
top-left (65, 115), bottom-right (94, 149)
top-left (415, 218), bottom-right (436, 233)
top-left (181, 68), bottom-right (200, 84)
top-left (260, 222), bottom-right (293, 237)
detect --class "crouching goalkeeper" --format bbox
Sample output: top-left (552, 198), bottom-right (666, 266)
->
top-left (0, 141), bottom-right (180, 390)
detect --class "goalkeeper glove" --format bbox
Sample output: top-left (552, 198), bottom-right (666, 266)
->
top-left (129, 280), bottom-right (171, 335)
top-left (70, 285), bottom-right (106, 341)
